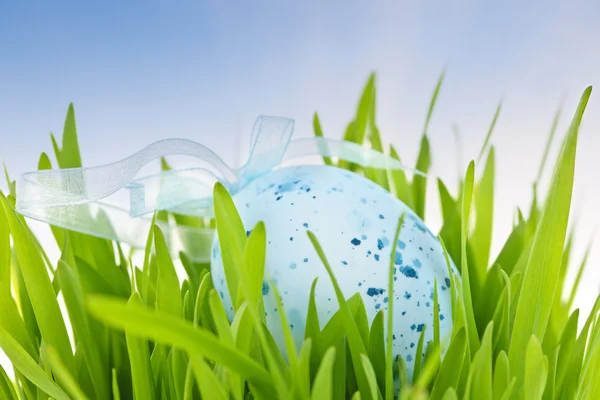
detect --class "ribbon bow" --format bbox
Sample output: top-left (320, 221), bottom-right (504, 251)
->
top-left (16, 115), bottom-right (423, 262)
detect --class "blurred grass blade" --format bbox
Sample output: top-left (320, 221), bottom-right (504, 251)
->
top-left (313, 113), bottom-right (333, 166)
top-left (412, 135), bottom-right (431, 220)
top-left (86, 295), bottom-right (276, 397)
top-left (307, 230), bottom-right (375, 400)
top-left (429, 328), bottom-right (467, 399)
top-left (492, 351), bottom-right (510, 400)
top-left (477, 102), bottom-right (502, 163)
top-left (387, 215), bottom-right (404, 400)
top-left (0, 194), bottom-right (75, 373)
top-left (389, 146), bottom-right (414, 209)
top-left (189, 355), bottom-right (228, 400)
top-left (0, 325), bottom-right (69, 400)
top-left (0, 363), bottom-right (17, 400)
top-left (524, 336), bottom-right (549, 400)
top-left (464, 322), bottom-right (493, 400)
top-left (56, 260), bottom-right (109, 399)
top-left (423, 71), bottom-right (444, 136)
top-left (535, 101), bottom-right (563, 186)
top-left (412, 326), bottom-right (427, 384)
top-left (126, 293), bottom-right (156, 400)
top-left (472, 147), bottom-right (495, 279)
top-left (508, 87), bottom-right (591, 397)
top-left (460, 161), bottom-right (481, 353)
top-left (360, 354), bottom-right (381, 400)
top-left (153, 226), bottom-right (183, 317)
top-left (213, 182), bottom-right (246, 309)
top-left (45, 347), bottom-right (88, 400)
top-left (311, 347), bottom-right (336, 400)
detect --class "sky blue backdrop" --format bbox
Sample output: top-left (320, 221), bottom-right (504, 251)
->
top-left (1, 0), bottom-right (600, 312)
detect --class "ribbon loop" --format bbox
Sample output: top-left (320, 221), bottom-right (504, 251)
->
top-left (15, 114), bottom-right (424, 262)
top-left (238, 115), bottom-right (295, 181)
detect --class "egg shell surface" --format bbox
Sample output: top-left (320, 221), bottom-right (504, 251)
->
top-left (211, 165), bottom-right (458, 376)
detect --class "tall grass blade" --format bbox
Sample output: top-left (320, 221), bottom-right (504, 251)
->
top-left (508, 87), bottom-right (591, 397)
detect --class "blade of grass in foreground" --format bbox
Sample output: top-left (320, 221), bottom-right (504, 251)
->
top-left (56, 261), bottom-right (109, 399)
top-left (86, 296), bottom-right (276, 398)
top-left (313, 113), bottom-right (333, 166)
top-left (311, 347), bottom-right (336, 400)
top-left (387, 215), bottom-right (405, 400)
top-left (460, 161), bottom-right (481, 354)
top-left (308, 230), bottom-right (377, 400)
top-left (0, 194), bottom-right (74, 374)
top-left (0, 363), bottom-right (17, 400)
top-left (508, 87), bottom-right (591, 398)
top-left (0, 325), bottom-right (69, 400)
top-left (126, 293), bottom-right (156, 400)
top-left (45, 347), bottom-right (87, 400)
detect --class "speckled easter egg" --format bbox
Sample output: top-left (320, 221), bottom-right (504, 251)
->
top-left (211, 165), bottom-right (458, 376)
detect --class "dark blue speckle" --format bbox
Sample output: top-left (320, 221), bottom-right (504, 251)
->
top-left (383, 297), bottom-right (389, 303)
top-left (246, 230), bottom-right (252, 237)
top-left (377, 239), bottom-right (384, 250)
top-left (303, 223), bottom-right (309, 228)
top-left (375, 303), bottom-right (381, 310)
top-left (351, 238), bottom-right (361, 246)
top-left (394, 253), bottom-right (403, 265)
top-left (406, 355), bottom-right (413, 362)
top-left (276, 196), bottom-right (283, 201)
top-left (393, 334), bottom-right (396, 340)
top-left (410, 343), bottom-right (415, 348)
top-left (410, 324), bottom-right (417, 331)
top-left (398, 240), bottom-right (406, 250)
top-left (262, 282), bottom-right (270, 295)
top-left (290, 237), bottom-right (294, 241)
top-left (367, 250), bottom-right (372, 255)
top-left (399, 266), bottom-right (419, 279)
top-left (445, 278), bottom-right (451, 288)
top-left (367, 287), bottom-right (385, 297)
top-left (303, 258), bottom-right (308, 262)
top-left (374, 254), bottom-right (380, 261)
top-left (220, 291), bottom-right (225, 299)
top-left (401, 311), bottom-right (406, 316)
top-left (342, 261), bottom-right (348, 265)
top-left (415, 222), bottom-right (427, 233)
top-left (417, 324), bottom-right (425, 332)
top-left (404, 292), bottom-right (411, 299)
top-left (378, 214), bottom-right (384, 219)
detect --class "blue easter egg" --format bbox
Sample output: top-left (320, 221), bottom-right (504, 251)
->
top-left (211, 165), bottom-right (458, 378)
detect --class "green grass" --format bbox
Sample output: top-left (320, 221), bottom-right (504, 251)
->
top-left (1, 74), bottom-right (598, 400)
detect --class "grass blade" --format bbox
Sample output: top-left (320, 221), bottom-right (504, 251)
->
top-left (460, 161), bottom-right (481, 353)
top-left (311, 347), bottom-right (336, 400)
top-left (126, 293), bottom-right (156, 400)
top-left (307, 230), bottom-right (375, 400)
top-left (0, 193), bottom-right (74, 373)
top-left (524, 336), bottom-right (549, 400)
top-left (45, 347), bottom-right (87, 400)
top-left (313, 113), bottom-right (333, 166)
top-left (508, 87), bottom-right (591, 397)
top-left (86, 295), bottom-right (276, 397)
top-left (0, 325), bottom-right (69, 400)
top-left (387, 215), bottom-right (404, 400)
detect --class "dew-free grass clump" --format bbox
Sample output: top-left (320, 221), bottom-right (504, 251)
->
top-left (0, 73), bottom-right (599, 400)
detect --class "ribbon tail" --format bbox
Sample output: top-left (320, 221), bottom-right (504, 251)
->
top-left (282, 137), bottom-right (427, 177)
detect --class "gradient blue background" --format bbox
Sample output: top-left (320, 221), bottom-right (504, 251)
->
top-left (1, 0), bottom-right (600, 341)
